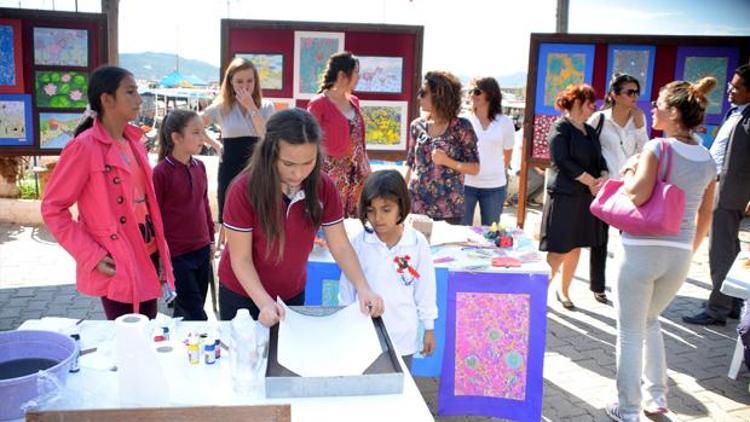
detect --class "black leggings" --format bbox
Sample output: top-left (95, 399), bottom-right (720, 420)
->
top-left (589, 224), bottom-right (608, 294)
top-left (217, 136), bottom-right (259, 223)
top-left (219, 284), bottom-right (306, 320)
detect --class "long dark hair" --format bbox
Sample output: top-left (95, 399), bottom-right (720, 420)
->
top-left (73, 66), bottom-right (133, 137)
top-left (317, 52), bottom-right (359, 93)
top-left (470, 77), bottom-right (503, 121)
top-left (245, 108), bottom-right (323, 260)
top-left (358, 170), bottom-right (411, 234)
top-left (157, 109), bottom-right (200, 161)
top-left (603, 73), bottom-right (641, 110)
top-left (424, 71), bottom-right (462, 121)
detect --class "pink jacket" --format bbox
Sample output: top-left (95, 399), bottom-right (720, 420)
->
top-left (307, 93), bottom-right (366, 158)
top-left (42, 119), bottom-right (174, 310)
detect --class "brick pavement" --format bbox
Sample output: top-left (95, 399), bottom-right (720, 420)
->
top-left (1, 216), bottom-right (749, 421)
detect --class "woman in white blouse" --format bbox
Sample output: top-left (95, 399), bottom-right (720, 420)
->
top-left (587, 73), bottom-right (649, 303)
top-left (461, 77), bottom-right (515, 226)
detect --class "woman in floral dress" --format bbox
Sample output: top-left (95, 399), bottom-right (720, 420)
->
top-left (405, 71), bottom-right (480, 224)
top-left (308, 52), bottom-right (370, 217)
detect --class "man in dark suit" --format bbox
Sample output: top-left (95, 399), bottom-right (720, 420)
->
top-left (684, 64), bottom-right (750, 326)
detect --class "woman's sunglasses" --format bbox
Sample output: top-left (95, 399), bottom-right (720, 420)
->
top-left (622, 89), bottom-right (640, 97)
top-left (468, 88), bottom-right (482, 96)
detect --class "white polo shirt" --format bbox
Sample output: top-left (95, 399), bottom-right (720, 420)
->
top-left (339, 226), bottom-right (438, 356)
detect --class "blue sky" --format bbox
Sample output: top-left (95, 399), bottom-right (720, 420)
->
top-left (3, 0), bottom-right (749, 78)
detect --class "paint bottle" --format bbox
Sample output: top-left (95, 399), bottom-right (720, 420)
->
top-left (187, 335), bottom-right (200, 365)
top-left (204, 341), bottom-right (216, 365)
top-left (214, 338), bottom-right (221, 360)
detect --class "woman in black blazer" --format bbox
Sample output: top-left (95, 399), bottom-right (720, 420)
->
top-left (540, 84), bottom-right (608, 310)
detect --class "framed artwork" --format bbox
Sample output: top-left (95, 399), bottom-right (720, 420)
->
top-left (531, 114), bottom-right (557, 161)
top-left (235, 53), bottom-right (283, 90)
top-left (33, 27), bottom-right (88, 67)
top-left (293, 31), bottom-right (344, 99)
top-left (359, 100), bottom-right (408, 151)
top-left (438, 272), bottom-right (548, 421)
top-left (606, 44), bottom-right (656, 99)
top-left (355, 56), bottom-right (403, 94)
top-left (39, 112), bottom-right (80, 149)
top-left (268, 98), bottom-right (296, 111)
top-left (534, 43), bottom-right (595, 114)
top-left (675, 46), bottom-right (739, 124)
top-left (0, 94), bottom-right (33, 147)
top-left (35, 71), bottom-right (88, 108)
top-left (0, 19), bottom-right (24, 94)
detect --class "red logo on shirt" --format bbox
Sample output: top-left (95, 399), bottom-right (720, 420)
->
top-left (394, 255), bottom-right (420, 286)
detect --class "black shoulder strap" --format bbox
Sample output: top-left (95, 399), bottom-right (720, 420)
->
top-left (595, 113), bottom-right (605, 137)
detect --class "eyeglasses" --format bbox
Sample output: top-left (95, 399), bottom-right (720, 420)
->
top-left (623, 89), bottom-right (640, 97)
top-left (727, 82), bottom-right (741, 93)
top-left (469, 88), bottom-right (482, 96)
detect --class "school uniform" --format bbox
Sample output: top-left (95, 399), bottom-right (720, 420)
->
top-left (339, 227), bottom-right (438, 357)
top-left (217, 172), bottom-right (344, 320)
top-left (152, 155), bottom-right (215, 320)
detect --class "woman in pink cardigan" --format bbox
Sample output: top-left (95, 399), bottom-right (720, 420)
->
top-left (42, 66), bottom-right (174, 319)
top-left (308, 52), bottom-right (371, 217)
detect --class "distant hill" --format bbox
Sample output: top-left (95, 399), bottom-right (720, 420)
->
top-left (119, 52), bottom-right (220, 83)
top-left (458, 72), bottom-right (527, 89)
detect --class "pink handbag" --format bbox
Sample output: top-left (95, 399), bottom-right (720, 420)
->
top-left (589, 139), bottom-right (685, 236)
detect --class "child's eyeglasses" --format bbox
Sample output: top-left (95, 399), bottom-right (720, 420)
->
top-left (623, 89), bottom-right (640, 97)
top-left (469, 88), bottom-right (482, 96)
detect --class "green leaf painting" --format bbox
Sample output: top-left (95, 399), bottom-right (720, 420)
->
top-left (35, 71), bottom-right (88, 108)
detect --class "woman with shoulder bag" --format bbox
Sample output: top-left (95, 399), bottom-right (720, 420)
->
top-left (586, 73), bottom-right (650, 303)
top-left (605, 77), bottom-right (717, 422)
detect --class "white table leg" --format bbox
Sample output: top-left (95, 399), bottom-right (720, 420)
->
top-left (728, 336), bottom-right (744, 380)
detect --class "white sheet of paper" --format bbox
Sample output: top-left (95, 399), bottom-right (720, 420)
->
top-left (429, 220), bottom-right (490, 246)
top-left (276, 299), bottom-right (383, 377)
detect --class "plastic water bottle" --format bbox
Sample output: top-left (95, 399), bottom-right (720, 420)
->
top-left (229, 309), bottom-right (259, 395)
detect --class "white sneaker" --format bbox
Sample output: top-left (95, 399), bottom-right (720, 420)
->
top-left (643, 395), bottom-right (668, 415)
top-left (605, 402), bottom-right (640, 422)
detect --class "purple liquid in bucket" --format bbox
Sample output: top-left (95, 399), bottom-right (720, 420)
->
top-left (0, 330), bottom-right (76, 420)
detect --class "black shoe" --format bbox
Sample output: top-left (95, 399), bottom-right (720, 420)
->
top-left (682, 311), bottom-right (726, 326)
top-left (700, 301), bottom-right (740, 319)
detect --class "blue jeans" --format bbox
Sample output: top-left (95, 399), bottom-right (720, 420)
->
top-left (462, 185), bottom-right (507, 226)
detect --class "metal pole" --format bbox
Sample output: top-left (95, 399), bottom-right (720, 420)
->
top-left (556, 0), bottom-right (569, 33)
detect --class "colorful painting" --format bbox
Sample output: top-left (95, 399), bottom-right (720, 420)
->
top-left (356, 56), bottom-right (403, 93)
top-left (0, 94), bottom-right (33, 146)
top-left (454, 292), bottom-right (529, 400)
top-left (697, 124), bottom-right (719, 149)
top-left (532, 114), bottom-right (557, 161)
top-left (675, 47), bottom-right (739, 124)
top-left (0, 19), bottom-right (23, 93)
top-left (35, 71), bottom-right (88, 108)
top-left (33, 27), bottom-right (88, 67)
top-left (293, 31), bottom-right (344, 99)
top-left (236, 53), bottom-right (283, 90)
top-left (321, 279), bottom-right (339, 307)
top-left (439, 272), bottom-right (548, 421)
top-left (39, 112), bottom-right (80, 149)
top-left (607, 45), bottom-right (656, 100)
top-left (359, 100), bottom-right (408, 151)
top-left (269, 98), bottom-right (295, 111)
top-left (534, 43), bottom-right (595, 115)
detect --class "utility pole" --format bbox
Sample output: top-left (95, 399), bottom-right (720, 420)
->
top-left (556, 0), bottom-right (569, 33)
top-left (101, 0), bottom-right (119, 64)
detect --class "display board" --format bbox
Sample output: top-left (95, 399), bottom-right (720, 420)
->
top-left (0, 7), bottom-right (108, 156)
top-left (517, 33), bottom-right (750, 227)
top-left (221, 19), bottom-right (423, 161)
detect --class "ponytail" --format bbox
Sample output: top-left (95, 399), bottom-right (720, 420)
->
top-left (317, 52), bottom-right (358, 93)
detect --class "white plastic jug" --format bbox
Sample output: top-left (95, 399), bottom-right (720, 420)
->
top-left (229, 309), bottom-right (261, 395)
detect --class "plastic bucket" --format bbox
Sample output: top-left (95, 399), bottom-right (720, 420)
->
top-left (0, 330), bottom-right (76, 420)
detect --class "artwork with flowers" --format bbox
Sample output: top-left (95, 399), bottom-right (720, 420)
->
top-left (35, 71), bottom-right (88, 108)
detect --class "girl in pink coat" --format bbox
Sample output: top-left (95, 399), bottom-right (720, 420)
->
top-left (42, 66), bottom-right (175, 319)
